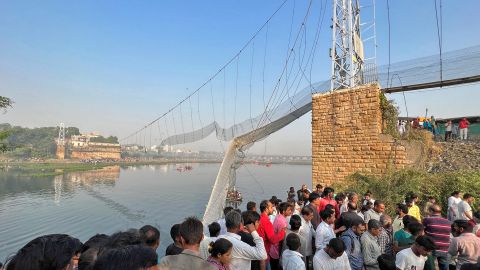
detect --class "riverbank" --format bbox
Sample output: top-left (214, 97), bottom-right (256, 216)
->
top-left (0, 158), bottom-right (312, 177)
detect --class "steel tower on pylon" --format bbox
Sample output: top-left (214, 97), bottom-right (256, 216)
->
top-left (57, 123), bottom-right (65, 146)
top-left (330, 0), bottom-right (366, 91)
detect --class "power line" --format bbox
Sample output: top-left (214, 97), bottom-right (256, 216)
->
top-left (434, 0), bottom-right (443, 83)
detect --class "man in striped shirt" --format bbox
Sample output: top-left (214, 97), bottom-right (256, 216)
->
top-left (422, 204), bottom-right (451, 270)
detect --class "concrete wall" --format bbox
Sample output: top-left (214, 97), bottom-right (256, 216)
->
top-left (312, 84), bottom-right (407, 186)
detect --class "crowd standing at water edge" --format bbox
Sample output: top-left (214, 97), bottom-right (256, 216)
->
top-left (2, 184), bottom-right (480, 270)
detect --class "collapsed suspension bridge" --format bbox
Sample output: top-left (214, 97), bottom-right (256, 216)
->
top-left (119, 0), bottom-right (480, 224)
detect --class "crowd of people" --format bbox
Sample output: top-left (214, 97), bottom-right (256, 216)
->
top-left (2, 184), bottom-right (480, 270)
top-left (397, 117), bottom-right (471, 141)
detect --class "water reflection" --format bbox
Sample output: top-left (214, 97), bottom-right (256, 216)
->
top-left (0, 166), bottom-right (121, 201)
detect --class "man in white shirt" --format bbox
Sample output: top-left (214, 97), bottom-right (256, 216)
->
top-left (282, 233), bottom-right (306, 270)
top-left (447, 191), bottom-right (461, 221)
top-left (313, 238), bottom-right (351, 270)
top-left (457, 193), bottom-right (474, 221)
top-left (315, 209), bottom-right (345, 250)
top-left (218, 206), bottom-right (234, 235)
top-left (219, 211), bottom-right (267, 270)
top-left (395, 235), bottom-right (436, 270)
top-left (299, 206), bottom-right (315, 269)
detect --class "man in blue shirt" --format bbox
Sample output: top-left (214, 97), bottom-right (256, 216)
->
top-left (340, 218), bottom-right (365, 270)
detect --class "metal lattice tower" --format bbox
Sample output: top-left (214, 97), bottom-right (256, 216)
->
top-left (330, 0), bottom-right (365, 91)
top-left (57, 123), bottom-right (65, 146)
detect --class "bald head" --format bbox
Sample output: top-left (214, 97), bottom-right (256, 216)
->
top-left (429, 204), bottom-right (442, 214)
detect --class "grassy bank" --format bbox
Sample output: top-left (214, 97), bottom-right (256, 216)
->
top-left (333, 169), bottom-right (480, 216)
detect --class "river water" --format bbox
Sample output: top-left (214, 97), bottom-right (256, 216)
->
top-left (0, 163), bottom-right (310, 261)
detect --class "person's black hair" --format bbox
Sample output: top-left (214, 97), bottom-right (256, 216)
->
top-left (368, 219), bottom-right (381, 230)
top-left (208, 238), bottom-right (233, 257)
top-left (327, 238), bottom-right (345, 253)
top-left (270, 196), bottom-right (280, 206)
top-left (78, 248), bottom-right (100, 270)
top-left (242, 210), bottom-right (260, 226)
top-left (415, 235), bottom-right (436, 251)
top-left (348, 202), bottom-right (357, 211)
top-left (5, 234), bottom-right (83, 270)
top-left (335, 193), bottom-right (345, 201)
top-left (139, 225), bottom-right (160, 248)
top-left (246, 201), bottom-right (256, 211)
top-left (225, 211), bottom-right (243, 230)
top-left (377, 254), bottom-right (396, 270)
top-left (351, 217), bottom-right (364, 227)
top-left (93, 245), bottom-right (157, 270)
top-left (402, 215), bottom-right (418, 228)
top-left (397, 203), bottom-right (409, 214)
top-left (320, 209), bottom-right (334, 221)
top-left (278, 202), bottom-right (291, 214)
top-left (260, 200), bottom-right (270, 213)
top-left (323, 187), bottom-right (334, 197)
top-left (170, 224), bottom-right (181, 241)
top-left (407, 222), bottom-right (424, 237)
top-left (463, 193), bottom-right (473, 199)
top-left (179, 217), bottom-right (204, 245)
top-left (289, 215), bottom-right (302, 230)
top-left (82, 234), bottom-right (110, 253)
top-left (374, 200), bottom-right (384, 207)
top-left (453, 219), bottom-right (474, 233)
top-left (325, 204), bottom-right (335, 211)
top-left (105, 229), bottom-right (142, 249)
top-left (301, 206), bottom-right (313, 216)
top-left (309, 192), bottom-right (320, 202)
top-left (316, 184), bottom-right (323, 189)
top-left (451, 191), bottom-right (460, 196)
top-left (223, 206), bottom-right (234, 216)
top-left (286, 233), bottom-right (301, 251)
top-left (208, 222), bottom-right (221, 237)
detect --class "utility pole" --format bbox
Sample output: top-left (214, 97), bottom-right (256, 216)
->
top-left (330, 0), bottom-right (365, 91)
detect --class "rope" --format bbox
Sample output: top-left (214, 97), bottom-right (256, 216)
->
top-left (434, 0), bottom-right (443, 83)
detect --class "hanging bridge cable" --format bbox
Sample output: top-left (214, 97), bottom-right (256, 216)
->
top-left (223, 68), bottom-right (227, 135)
top-left (149, 125), bottom-right (152, 150)
top-left (179, 101), bottom-right (186, 143)
top-left (157, 120), bottom-right (162, 145)
top-left (434, 0), bottom-right (443, 83)
top-left (306, 0), bottom-right (327, 94)
top-left (120, 0), bottom-right (290, 142)
top-left (164, 117), bottom-right (170, 146)
top-left (188, 96), bottom-right (195, 141)
top-left (386, 0), bottom-right (392, 88)
top-left (284, 0), bottom-right (296, 102)
top-left (171, 112), bottom-right (177, 145)
top-left (197, 91), bottom-right (204, 137)
top-left (210, 82), bottom-right (225, 152)
top-left (233, 55), bottom-right (240, 136)
top-left (143, 128), bottom-right (147, 152)
top-left (249, 41), bottom-right (255, 130)
top-left (256, 0), bottom-right (313, 129)
top-left (262, 22), bottom-right (269, 111)
top-left (243, 164), bottom-right (266, 195)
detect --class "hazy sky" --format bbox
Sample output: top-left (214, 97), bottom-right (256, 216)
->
top-left (1, 0), bottom-right (479, 155)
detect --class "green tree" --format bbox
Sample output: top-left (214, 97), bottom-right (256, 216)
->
top-left (0, 97), bottom-right (13, 152)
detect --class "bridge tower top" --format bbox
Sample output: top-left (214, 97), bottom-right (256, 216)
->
top-left (330, 0), bottom-right (372, 91)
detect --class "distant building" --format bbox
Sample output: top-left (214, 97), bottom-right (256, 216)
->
top-left (56, 133), bottom-right (121, 160)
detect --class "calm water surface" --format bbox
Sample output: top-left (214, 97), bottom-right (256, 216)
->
top-left (0, 163), bottom-right (310, 261)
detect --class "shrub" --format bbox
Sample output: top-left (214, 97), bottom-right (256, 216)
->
top-left (333, 169), bottom-right (480, 216)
